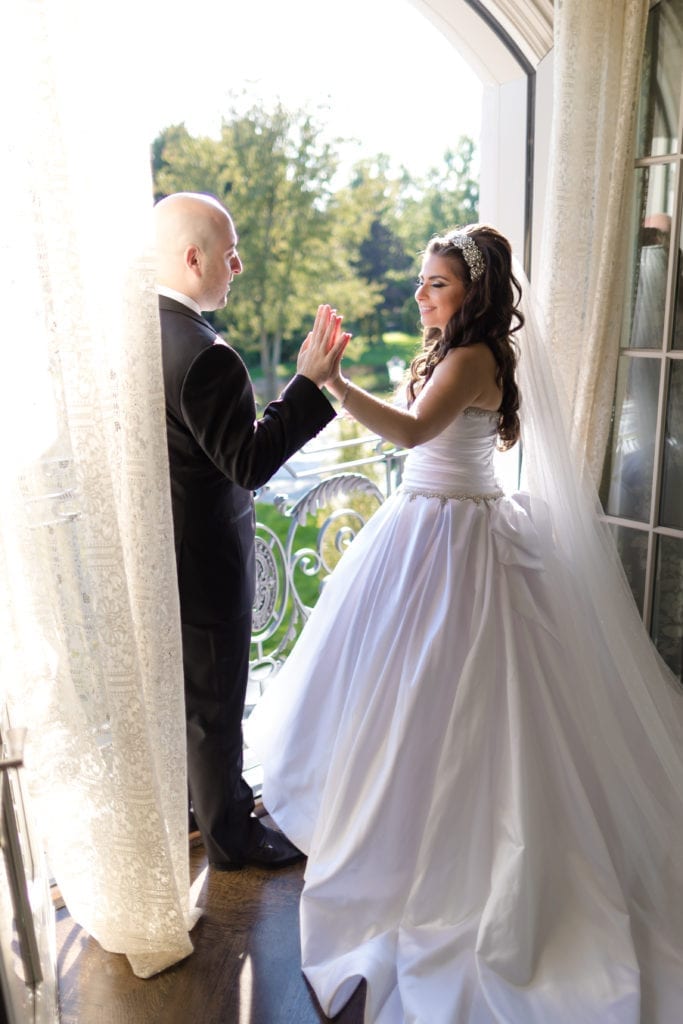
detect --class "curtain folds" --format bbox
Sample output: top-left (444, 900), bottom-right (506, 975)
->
top-left (538, 0), bottom-right (650, 481)
top-left (0, 1), bottom-right (197, 977)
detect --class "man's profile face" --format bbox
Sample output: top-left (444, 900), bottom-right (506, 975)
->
top-left (199, 213), bottom-right (243, 311)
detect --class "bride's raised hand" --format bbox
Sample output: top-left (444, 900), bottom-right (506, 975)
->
top-left (297, 304), bottom-right (349, 387)
top-left (325, 319), bottom-right (351, 387)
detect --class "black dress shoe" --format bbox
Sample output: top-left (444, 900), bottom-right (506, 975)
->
top-left (211, 821), bottom-right (305, 871)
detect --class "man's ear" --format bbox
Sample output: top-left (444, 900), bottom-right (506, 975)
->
top-left (185, 244), bottom-right (202, 276)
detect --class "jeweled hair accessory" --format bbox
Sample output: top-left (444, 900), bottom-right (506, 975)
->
top-left (448, 232), bottom-right (485, 282)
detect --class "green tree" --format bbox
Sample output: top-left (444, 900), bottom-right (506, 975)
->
top-left (396, 136), bottom-right (480, 252)
top-left (153, 123), bottom-right (231, 200)
top-left (153, 103), bottom-right (381, 400)
top-left (332, 157), bottom-right (413, 343)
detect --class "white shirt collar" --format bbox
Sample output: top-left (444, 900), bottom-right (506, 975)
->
top-left (157, 285), bottom-right (203, 316)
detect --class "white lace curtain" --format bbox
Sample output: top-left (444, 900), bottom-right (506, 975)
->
top-left (538, 0), bottom-right (650, 480)
top-left (0, 2), bottom-right (197, 976)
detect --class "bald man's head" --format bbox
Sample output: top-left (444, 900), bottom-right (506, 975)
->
top-left (154, 192), bottom-right (243, 311)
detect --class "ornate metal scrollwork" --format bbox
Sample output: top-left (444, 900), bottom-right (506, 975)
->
top-left (253, 533), bottom-right (281, 633)
top-left (274, 472), bottom-right (384, 525)
top-left (252, 523), bottom-right (289, 640)
top-left (250, 473), bottom-right (385, 680)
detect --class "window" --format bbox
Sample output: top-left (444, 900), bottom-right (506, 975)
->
top-left (600, 0), bottom-right (683, 680)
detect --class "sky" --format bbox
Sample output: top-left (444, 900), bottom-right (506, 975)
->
top-left (145, 0), bottom-right (482, 180)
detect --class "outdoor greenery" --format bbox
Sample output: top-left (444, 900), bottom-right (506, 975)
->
top-left (254, 458), bottom-right (387, 659)
top-left (152, 97), bottom-right (479, 400)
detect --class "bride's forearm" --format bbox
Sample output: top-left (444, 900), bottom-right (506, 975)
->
top-left (328, 377), bottom-right (418, 448)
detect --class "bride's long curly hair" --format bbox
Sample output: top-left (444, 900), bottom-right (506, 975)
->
top-left (407, 224), bottom-right (523, 450)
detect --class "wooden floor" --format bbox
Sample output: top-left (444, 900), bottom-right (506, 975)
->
top-left (55, 820), bottom-right (366, 1024)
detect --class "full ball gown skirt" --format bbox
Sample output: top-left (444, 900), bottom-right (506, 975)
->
top-left (245, 409), bottom-right (683, 1024)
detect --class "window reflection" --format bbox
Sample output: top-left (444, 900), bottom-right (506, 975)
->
top-left (637, 0), bottom-right (683, 158)
top-left (607, 524), bottom-right (648, 613)
top-left (659, 360), bottom-right (683, 527)
top-left (630, 214), bottom-right (670, 348)
top-left (600, 357), bottom-right (660, 521)
top-left (625, 165), bottom-right (674, 349)
top-left (671, 221), bottom-right (683, 350)
top-left (652, 535), bottom-right (683, 680)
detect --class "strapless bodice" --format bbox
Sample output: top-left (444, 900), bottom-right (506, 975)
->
top-left (401, 407), bottom-right (501, 497)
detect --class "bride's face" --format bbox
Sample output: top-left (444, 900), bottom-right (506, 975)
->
top-left (415, 253), bottom-right (467, 332)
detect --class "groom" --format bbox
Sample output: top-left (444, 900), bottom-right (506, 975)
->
top-left (155, 192), bottom-right (343, 870)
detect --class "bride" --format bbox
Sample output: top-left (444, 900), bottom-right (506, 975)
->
top-left (245, 226), bottom-right (683, 1024)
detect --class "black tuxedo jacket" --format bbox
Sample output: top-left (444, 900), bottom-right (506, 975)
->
top-left (159, 296), bottom-right (336, 628)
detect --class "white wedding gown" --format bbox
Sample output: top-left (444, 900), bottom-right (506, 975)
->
top-left (245, 407), bottom-right (683, 1024)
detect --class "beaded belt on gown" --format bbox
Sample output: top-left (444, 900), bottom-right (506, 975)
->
top-left (399, 485), bottom-right (504, 506)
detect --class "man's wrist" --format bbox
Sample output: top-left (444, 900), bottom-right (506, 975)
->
top-left (295, 370), bottom-right (327, 391)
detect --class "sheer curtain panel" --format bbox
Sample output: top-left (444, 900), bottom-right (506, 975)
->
top-left (0, 0), bottom-right (198, 977)
top-left (538, 0), bottom-right (650, 480)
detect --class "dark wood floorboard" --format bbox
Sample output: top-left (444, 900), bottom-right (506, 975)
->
top-left (56, 821), bottom-right (365, 1024)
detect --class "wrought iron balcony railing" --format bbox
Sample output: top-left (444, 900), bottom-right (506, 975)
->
top-left (244, 432), bottom-right (407, 762)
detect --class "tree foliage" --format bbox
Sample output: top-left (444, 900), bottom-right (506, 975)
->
top-left (331, 158), bottom-right (415, 343)
top-left (152, 102), bottom-right (479, 397)
top-left (395, 138), bottom-right (479, 244)
top-left (154, 103), bottom-right (382, 398)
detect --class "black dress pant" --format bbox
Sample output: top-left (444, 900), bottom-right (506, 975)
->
top-left (182, 613), bottom-right (255, 864)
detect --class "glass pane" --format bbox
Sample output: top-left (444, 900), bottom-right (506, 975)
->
top-left (600, 356), bottom-right (661, 521)
top-left (659, 360), bottom-right (683, 526)
top-left (636, 0), bottom-right (683, 157)
top-left (671, 222), bottom-right (683, 349)
top-left (624, 165), bottom-right (674, 350)
top-left (608, 523), bottom-right (648, 613)
top-left (651, 534), bottom-right (683, 680)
